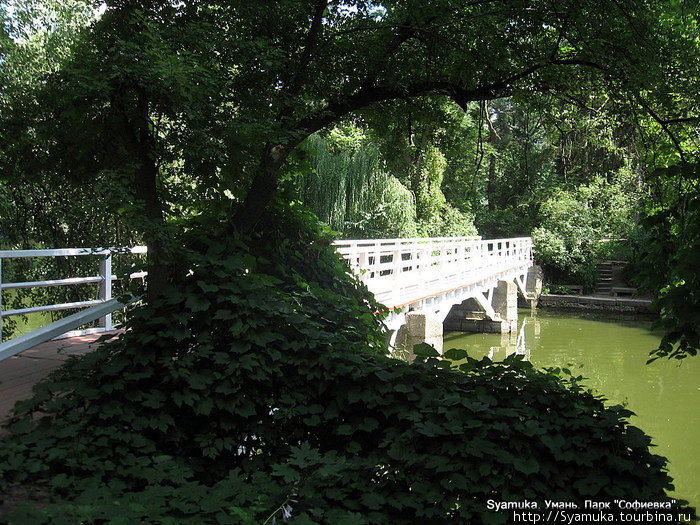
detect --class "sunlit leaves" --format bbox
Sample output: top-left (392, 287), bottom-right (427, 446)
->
top-left (638, 163), bottom-right (700, 361)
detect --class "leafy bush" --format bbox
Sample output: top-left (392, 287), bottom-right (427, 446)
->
top-left (0, 207), bottom-right (674, 523)
top-left (634, 163), bottom-right (700, 360)
top-left (531, 192), bottom-right (599, 289)
top-left (531, 166), bottom-right (645, 290)
top-left (417, 202), bottom-right (478, 238)
top-left (474, 207), bottom-right (530, 239)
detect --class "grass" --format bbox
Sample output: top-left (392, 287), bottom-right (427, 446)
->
top-left (2, 289), bottom-right (56, 340)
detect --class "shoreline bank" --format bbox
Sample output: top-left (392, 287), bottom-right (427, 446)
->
top-left (536, 294), bottom-right (654, 315)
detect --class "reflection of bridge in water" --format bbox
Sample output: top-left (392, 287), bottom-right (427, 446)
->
top-left (444, 312), bottom-right (542, 362)
top-left (512, 317), bottom-right (529, 359)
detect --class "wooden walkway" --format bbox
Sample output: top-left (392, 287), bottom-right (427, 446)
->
top-left (0, 332), bottom-right (118, 425)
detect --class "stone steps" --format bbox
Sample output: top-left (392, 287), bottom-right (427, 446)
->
top-left (595, 261), bottom-right (628, 295)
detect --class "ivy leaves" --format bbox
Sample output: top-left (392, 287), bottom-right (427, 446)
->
top-left (0, 210), bottom-right (677, 522)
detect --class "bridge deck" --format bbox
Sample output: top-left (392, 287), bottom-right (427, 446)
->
top-left (0, 332), bottom-right (116, 427)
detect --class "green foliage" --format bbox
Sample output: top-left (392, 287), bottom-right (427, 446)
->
top-left (413, 144), bottom-right (477, 238)
top-left (299, 128), bottom-right (475, 239)
top-left (531, 192), bottom-right (599, 289)
top-left (352, 176), bottom-right (419, 239)
top-left (298, 133), bottom-right (418, 238)
top-left (414, 144), bottom-right (447, 227)
top-left (0, 206), bottom-right (675, 523)
top-left (1, 0), bottom-right (698, 353)
top-left (0, 177), bottom-right (142, 339)
top-left (362, 100), bottom-right (479, 238)
top-left (424, 203), bottom-right (478, 237)
top-left (636, 163), bottom-right (700, 361)
top-left (531, 165), bottom-right (645, 288)
top-left (0, 0), bottom-right (97, 87)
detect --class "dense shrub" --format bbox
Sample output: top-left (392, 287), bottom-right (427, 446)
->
top-left (0, 208), bottom-right (675, 524)
top-left (530, 167), bottom-right (645, 290)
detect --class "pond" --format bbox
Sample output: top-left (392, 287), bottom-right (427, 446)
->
top-left (444, 308), bottom-right (699, 508)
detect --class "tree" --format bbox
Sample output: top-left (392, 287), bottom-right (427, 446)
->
top-left (220, 0), bottom-right (696, 231)
top-left (3, 0), bottom-right (697, 298)
top-left (0, 2), bottom-right (698, 518)
top-left (636, 163), bottom-right (700, 361)
top-left (297, 129), bottom-right (423, 238)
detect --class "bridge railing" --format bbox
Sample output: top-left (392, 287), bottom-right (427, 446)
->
top-left (333, 236), bottom-right (533, 309)
top-left (0, 247), bottom-right (147, 342)
top-left (0, 236), bottom-right (532, 352)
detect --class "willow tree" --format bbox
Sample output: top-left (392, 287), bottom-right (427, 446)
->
top-left (298, 130), bottom-right (475, 238)
top-left (298, 134), bottom-right (393, 233)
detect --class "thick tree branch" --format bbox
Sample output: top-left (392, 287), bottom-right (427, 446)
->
top-left (661, 116), bottom-right (700, 124)
top-left (635, 93), bottom-right (688, 163)
top-left (286, 0), bottom-right (327, 98)
top-left (294, 64), bottom-right (546, 137)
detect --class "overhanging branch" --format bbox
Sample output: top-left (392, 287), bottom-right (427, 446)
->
top-left (635, 93), bottom-right (688, 163)
top-left (293, 65), bottom-right (548, 136)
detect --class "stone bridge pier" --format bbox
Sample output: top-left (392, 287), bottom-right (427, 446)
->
top-left (393, 265), bottom-right (543, 356)
top-left (443, 279), bottom-right (518, 335)
top-left (393, 312), bottom-right (445, 356)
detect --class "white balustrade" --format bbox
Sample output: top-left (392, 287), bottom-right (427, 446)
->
top-left (333, 236), bottom-right (533, 309)
top-left (0, 237), bottom-right (533, 357)
top-left (0, 246), bottom-right (147, 342)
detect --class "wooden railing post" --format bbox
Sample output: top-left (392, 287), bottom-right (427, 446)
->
top-left (392, 244), bottom-right (401, 306)
top-left (357, 245), bottom-right (367, 282)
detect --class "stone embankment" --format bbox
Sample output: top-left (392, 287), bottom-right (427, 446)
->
top-left (538, 294), bottom-right (653, 315)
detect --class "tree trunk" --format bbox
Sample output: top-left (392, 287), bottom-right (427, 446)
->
top-left (232, 144), bottom-right (289, 235)
top-left (134, 160), bottom-right (170, 303)
top-left (485, 103), bottom-right (499, 213)
top-left (111, 87), bottom-right (170, 302)
top-left (411, 129), bottom-right (431, 222)
top-left (487, 151), bottom-right (496, 212)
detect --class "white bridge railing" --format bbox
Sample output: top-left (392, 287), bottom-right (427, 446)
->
top-left (333, 236), bottom-right (533, 309)
top-left (0, 247), bottom-right (147, 346)
top-left (0, 237), bottom-right (532, 359)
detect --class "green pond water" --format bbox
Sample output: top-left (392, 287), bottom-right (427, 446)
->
top-left (444, 308), bottom-right (699, 508)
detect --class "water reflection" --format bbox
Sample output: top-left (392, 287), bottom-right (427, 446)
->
top-left (480, 316), bottom-right (530, 361)
top-left (443, 309), bottom-right (700, 509)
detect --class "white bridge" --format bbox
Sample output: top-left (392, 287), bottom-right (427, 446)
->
top-left (0, 236), bottom-right (540, 360)
top-left (334, 236), bottom-right (540, 351)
